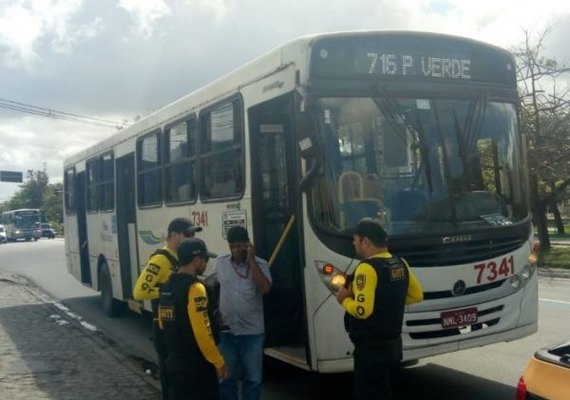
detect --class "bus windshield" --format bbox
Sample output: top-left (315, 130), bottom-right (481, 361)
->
top-left (309, 95), bottom-right (528, 235)
top-left (14, 210), bottom-right (40, 229)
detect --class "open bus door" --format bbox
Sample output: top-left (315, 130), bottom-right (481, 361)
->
top-left (116, 153), bottom-right (138, 307)
top-left (249, 96), bottom-right (306, 366)
top-left (75, 171), bottom-right (91, 285)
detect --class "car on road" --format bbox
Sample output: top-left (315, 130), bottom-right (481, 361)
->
top-left (516, 341), bottom-right (570, 400)
top-left (0, 224), bottom-right (6, 243)
top-left (39, 223), bottom-right (56, 239)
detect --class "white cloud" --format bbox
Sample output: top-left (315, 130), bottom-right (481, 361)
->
top-left (118, 0), bottom-right (171, 38)
top-left (0, 0), bottom-right (97, 69)
top-left (0, 0), bottom-right (569, 203)
top-left (0, 114), bottom-right (117, 200)
top-left (0, 3), bottom-right (43, 68)
top-left (185, 0), bottom-right (229, 19)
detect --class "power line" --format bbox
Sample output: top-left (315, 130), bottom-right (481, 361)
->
top-left (0, 97), bottom-right (126, 129)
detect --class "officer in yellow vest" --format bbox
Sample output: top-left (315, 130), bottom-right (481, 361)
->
top-left (133, 218), bottom-right (202, 400)
top-left (337, 218), bottom-right (423, 400)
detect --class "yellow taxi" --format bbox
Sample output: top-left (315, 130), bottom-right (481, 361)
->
top-left (516, 341), bottom-right (570, 400)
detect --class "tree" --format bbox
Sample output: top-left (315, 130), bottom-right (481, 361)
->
top-left (514, 28), bottom-right (570, 249)
top-left (5, 170), bottom-right (49, 210)
top-left (43, 182), bottom-right (64, 231)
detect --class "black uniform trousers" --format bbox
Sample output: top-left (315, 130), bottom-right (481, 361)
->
top-left (153, 320), bottom-right (170, 400)
top-left (352, 337), bottom-right (403, 400)
top-left (166, 355), bottom-right (219, 400)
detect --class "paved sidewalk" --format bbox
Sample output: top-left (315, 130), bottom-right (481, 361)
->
top-left (0, 273), bottom-right (160, 399)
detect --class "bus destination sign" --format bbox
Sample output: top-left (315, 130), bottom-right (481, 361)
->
top-left (310, 34), bottom-right (516, 86)
top-left (357, 51), bottom-right (471, 80)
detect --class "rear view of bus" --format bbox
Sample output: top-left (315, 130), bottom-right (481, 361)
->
top-left (302, 32), bottom-right (537, 371)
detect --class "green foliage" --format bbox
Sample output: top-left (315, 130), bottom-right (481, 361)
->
top-left (515, 28), bottom-right (570, 249)
top-left (538, 246), bottom-right (570, 269)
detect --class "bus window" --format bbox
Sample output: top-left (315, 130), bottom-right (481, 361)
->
top-left (64, 167), bottom-right (76, 214)
top-left (200, 100), bottom-right (244, 200)
top-left (137, 131), bottom-right (162, 206)
top-left (99, 153), bottom-right (114, 212)
top-left (86, 158), bottom-right (99, 212)
top-left (165, 119), bottom-right (197, 204)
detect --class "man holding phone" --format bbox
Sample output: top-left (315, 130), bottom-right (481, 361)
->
top-left (214, 226), bottom-right (272, 400)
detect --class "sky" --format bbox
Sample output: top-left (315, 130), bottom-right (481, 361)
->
top-left (1, 0), bottom-right (569, 202)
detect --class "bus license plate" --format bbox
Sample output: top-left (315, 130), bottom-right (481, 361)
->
top-left (441, 307), bottom-right (478, 329)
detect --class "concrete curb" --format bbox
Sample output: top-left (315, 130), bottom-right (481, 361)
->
top-left (537, 267), bottom-right (570, 279)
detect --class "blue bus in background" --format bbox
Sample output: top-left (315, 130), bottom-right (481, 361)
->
top-left (1, 208), bottom-right (41, 241)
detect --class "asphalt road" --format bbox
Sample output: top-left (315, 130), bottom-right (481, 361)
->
top-left (1, 238), bottom-right (569, 400)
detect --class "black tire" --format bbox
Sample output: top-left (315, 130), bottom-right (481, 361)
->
top-left (100, 263), bottom-right (124, 317)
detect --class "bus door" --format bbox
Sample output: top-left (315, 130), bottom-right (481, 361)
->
top-left (75, 171), bottom-right (91, 285)
top-left (116, 153), bottom-right (137, 300)
top-left (249, 98), bottom-right (305, 352)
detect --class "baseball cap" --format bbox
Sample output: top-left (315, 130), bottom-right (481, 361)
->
top-left (351, 217), bottom-right (388, 246)
top-left (178, 238), bottom-right (217, 265)
top-left (167, 217), bottom-right (203, 236)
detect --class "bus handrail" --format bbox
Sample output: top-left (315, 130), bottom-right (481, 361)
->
top-left (268, 215), bottom-right (296, 268)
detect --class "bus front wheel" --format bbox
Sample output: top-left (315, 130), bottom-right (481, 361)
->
top-left (100, 263), bottom-right (123, 317)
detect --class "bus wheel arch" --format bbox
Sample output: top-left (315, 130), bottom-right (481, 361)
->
top-left (98, 257), bottom-right (124, 317)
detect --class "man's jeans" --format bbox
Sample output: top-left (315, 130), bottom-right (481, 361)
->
top-left (219, 332), bottom-right (264, 400)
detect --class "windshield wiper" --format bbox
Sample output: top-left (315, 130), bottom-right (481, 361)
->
top-left (371, 86), bottom-right (432, 192)
top-left (371, 86), bottom-right (413, 147)
top-left (432, 101), bottom-right (459, 228)
top-left (413, 113), bottom-right (434, 193)
top-left (452, 92), bottom-right (488, 192)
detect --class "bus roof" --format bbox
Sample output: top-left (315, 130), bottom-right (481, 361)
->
top-left (63, 30), bottom-right (512, 166)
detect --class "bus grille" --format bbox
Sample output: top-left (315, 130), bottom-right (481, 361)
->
top-left (393, 237), bottom-right (525, 267)
top-left (422, 279), bottom-right (505, 300)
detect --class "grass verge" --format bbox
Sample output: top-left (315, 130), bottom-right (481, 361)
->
top-left (538, 246), bottom-right (570, 269)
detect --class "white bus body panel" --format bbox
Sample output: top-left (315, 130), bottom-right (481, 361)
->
top-left (301, 192), bottom-right (537, 372)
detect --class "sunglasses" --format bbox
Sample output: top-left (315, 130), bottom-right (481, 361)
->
top-left (183, 231), bottom-right (195, 238)
top-left (202, 255), bottom-right (210, 263)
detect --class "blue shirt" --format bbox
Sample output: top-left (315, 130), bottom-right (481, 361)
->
top-left (215, 254), bottom-right (272, 335)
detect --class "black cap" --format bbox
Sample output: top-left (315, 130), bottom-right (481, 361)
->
top-left (227, 226), bottom-right (249, 243)
top-left (178, 238), bottom-right (217, 265)
top-left (351, 217), bottom-right (388, 246)
top-left (167, 217), bottom-right (203, 236)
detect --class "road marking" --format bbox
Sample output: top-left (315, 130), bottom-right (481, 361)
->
top-left (53, 302), bottom-right (98, 332)
top-left (539, 298), bottom-right (570, 306)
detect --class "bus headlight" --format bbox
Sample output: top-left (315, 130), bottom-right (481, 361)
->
top-left (510, 263), bottom-right (533, 289)
top-left (315, 261), bottom-right (347, 293)
top-left (510, 274), bottom-right (522, 289)
top-left (521, 264), bottom-right (532, 281)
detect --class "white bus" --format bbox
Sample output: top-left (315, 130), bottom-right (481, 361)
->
top-left (1, 208), bottom-right (41, 241)
top-left (63, 31), bottom-right (538, 373)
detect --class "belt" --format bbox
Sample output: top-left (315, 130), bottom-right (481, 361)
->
top-left (220, 325), bottom-right (231, 332)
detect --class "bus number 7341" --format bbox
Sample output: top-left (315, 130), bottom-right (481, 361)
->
top-left (474, 256), bottom-right (514, 284)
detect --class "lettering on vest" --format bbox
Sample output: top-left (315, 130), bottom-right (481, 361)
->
top-left (390, 265), bottom-right (407, 281)
top-left (159, 305), bottom-right (176, 321)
